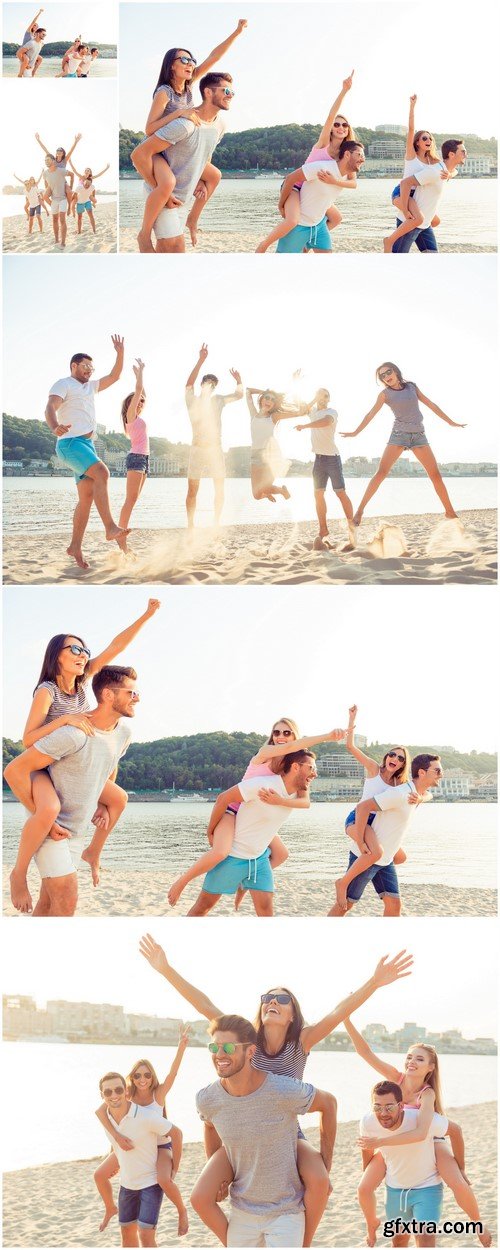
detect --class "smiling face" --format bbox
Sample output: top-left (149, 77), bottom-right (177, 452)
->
top-left (57, 635), bottom-right (90, 682)
top-left (130, 1063), bottom-right (153, 1093)
top-left (102, 676), bottom-right (140, 719)
top-left (404, 1046), bottom-right (435, 1081)
top-left (372, 1090), bottom-right (403, 1129)
top-left (293, 759), bottom-right (317, 788)
top-left (71, 357), bottom-right (94, 383)
top-left (207, 80), bottom-right (235, 111)
top-left (260, 988), bottom-right (295, 1028)
top-left (330, 114), bottom-right (350, 145)
top-left (415, 130), bottom-right (434, 158)
top-left (174, 48), bottom-right (196, 84)
top-left (383, 747), bottom-right (407, 780)
top-left (271, 719), bottom-right (297, 745)
top-left (210, 1032), bottom-right (252, 1078)
top-left (101, 1076), bottom-right (127, 1113)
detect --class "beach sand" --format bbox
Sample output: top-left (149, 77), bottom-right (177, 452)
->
top-left (3, 863), bottom-right (497, 918)
top-left (2, 202), bottom-right (117, 253)
top-left (119, 225), bottom-right (494, 255)
top-left (3, 1104), bottom-right (496, 1247)
top-left (3, 509), bottom-right (496, 586)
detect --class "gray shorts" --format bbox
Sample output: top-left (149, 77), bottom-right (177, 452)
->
top-left (388, 431), bottom-right (428, 449)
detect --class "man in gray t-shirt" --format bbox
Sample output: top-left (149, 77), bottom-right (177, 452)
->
top-left (131, 72), bottom-right (235, 253)
top-left (4, 666), bottom-right (138, 917)
top-left (194, 1015), bottom-right (336, 1248)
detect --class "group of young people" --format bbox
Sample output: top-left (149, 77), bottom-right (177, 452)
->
top-left (127, 31), bottom-right (467, 254)
top-left (91, 936), bottom-right (491, 1249)
top-left (16, 132), bottom-right (109, 241)
top-left (15, 8), bottom-right (100, 77)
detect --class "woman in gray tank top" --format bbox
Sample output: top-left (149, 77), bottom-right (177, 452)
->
top-left (340, 361), bottom-right (466, 527)
top-left (9, 600), bottom-right (160, 916)
top-left (140, 936), bottom-right (412, 1246)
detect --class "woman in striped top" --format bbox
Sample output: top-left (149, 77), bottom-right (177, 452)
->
top-left (9, 599), bottom-right (160, 916)
top-left (140, 935), bottom-right (413, 1246)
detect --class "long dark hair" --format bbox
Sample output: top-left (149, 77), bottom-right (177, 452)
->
top-left (34, 634), bottom-right (89, 695)
top-left (376, 362), bottom-right (407, 389)
top-left (253, 987), bottom-right (305, 1055)
top-left (154, 47), bottom-right (195, 97)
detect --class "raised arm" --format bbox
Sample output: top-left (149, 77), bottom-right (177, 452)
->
top-left (345, 705), bottom-right (379, 776)
top-left (35, 132), bottom-right (49, 155)
top-left (193, 18), bottom-right (248, 81)
top-left (316, 72), bottom-right (355, 148)
top-left (340, 392), bottom-right (385, 437)
top-left (186, 343), bottom-right (208, 388)
top-left (252, 728), bottom-right (344, 767)
top-left (301, 952), bottom-right (413, 1052)
top-left (65, 134), bottom-right (82, 163)
top-left (118, 358), bottom-right (145, 433)
top-left (219, 369), bottom-right (243, 403)
top-left (139, 934), bottom-right (225, 1020)
top-left (415, 388), bottom-right (466, 427)
top-left (405, 95), bottom-right (417, 160)
top-left (97, 334), bottom-right (125, 392)
top-left (45, 393), bottom-right (71, 438)
top-left (155, 1026), bottom-right (191, 1102)
top-left (343, 1017), bottom-right (401, 1081)
top-left (90, 164), bottom-right (110, 181)
top-left (88, 596), bottom-right (159, 676)
top-left (27, 8), bottom-right (44, 33)
top-left (68, 158), bottom-right (85, 179)
top-left (359, 1088), bottom-right (436, 1149)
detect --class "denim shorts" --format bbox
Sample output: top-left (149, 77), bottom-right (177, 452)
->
top-left (312, 454), bottom-right (345, 491)
top-left (118, 1183), bottom-right (163, 1228)
top-left (126, 452), bottom-right (149, 474)
top-left (276, 216), bottom-right (332, 253)
top-left (385, 1183), bottom-right (443, 1224)
top-left (345, 851), bottom-right (400, 902)
top-left (29, 205), bottom-right (41, 216)
top-left (56, 435), bottom-right (100, 481)
top-left (345, 809), bottom-right (376, 830)
top-left (387, 431), bottom-right (429, 449)
top-left (203, 848), bottom-right (274, 895)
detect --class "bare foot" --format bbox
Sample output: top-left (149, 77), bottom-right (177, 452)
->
top-left (445, 510), bottom-right (458, 519)
top-left (187, 221), bottom-right (198, 247)
top-left (81, 848), bottom-right (100, 886)
top-left (383, 238), bottom-right (392, 253)
top-left (178, 1209), bottom-right (189, 1237)
top-left (366, 1219), bottom-right (380, 1246)
top-left (105, 525), bottom-right (131, 553)
top-left (281, 485), bottom-right (291, 500)
top-left (234, 886), bottom-right (246, 911)
top-left (167, 879), bottom-right (185, 907)
top-left (478, 1228), bottom-right (492, 1247)
top-left (334, 879), bottom-right (348, 912)
top-left (347, 520), bottom-right (358, 548)
top-left (137, 229), bottom-right (155, 254)
top-left (255, 242), bottom-right (268, 253)
top-left (99, 1205), bottom-right (118, 1233)
top-left (66, 543), bottom-right (90, 569)
top-left (353, 511), bottom-right (363, 527)
top-left (10, 869), bottom-right (33, 914)
top-left (48, 820), bottom-right (71, 841)
top-left (313, 536), bottom-right (328, 551)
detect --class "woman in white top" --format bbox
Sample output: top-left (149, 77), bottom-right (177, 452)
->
top-left (67, 157), bottom-right (110, 215)
top-left (58, 38), bottom-right (85, 77)
top-left (383, 96), bottom-right (448, 252)
top-left (334, 705), bottom-right (412, 910)
top-left (246, 384), bottom-right (309, 502)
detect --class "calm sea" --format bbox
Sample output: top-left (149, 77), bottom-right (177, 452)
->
top-left (3, 1041), bottom-right (496, 1171)
top-left (2, 193), bottom-right (117, 220)
top-left (2, 475), bottom-right (495, 534)
top-left (119, 176), bottom-right (497, 250)
top-left (2, 57), bottom-right (117, 77)
top-left (3, 801), bottom-right (496, 890)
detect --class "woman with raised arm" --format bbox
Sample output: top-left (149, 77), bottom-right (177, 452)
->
top-left (67, 158), bottom-right (110, 215)
top-left (383, 96), bottom-right (447, 252)
top-left (118, 359), bottom-right (149, 533)
top-left (246, 384), bottom-right (311, 502)
top-left (140, 934), bottom-right (413, 1247)
top-left (341, 362), bottom-right (466, 528)
top-left (346, 1018), bottom-right (492, 1248)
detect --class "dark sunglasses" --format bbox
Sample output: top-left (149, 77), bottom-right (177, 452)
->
top-left (333, 120), bottom-right (348, 128)
top-left (103, 1086), bottom-right (125, 1097)
top-left (273, 728), bottom-right (293, 737)
top-left (387, 751), bottom-right (406, 763)
top-left (176, 55), bottom-right (196, 65)
top-left (62, 644), bottom-right (91, 659)
top-left (379, 369), bottom-right (394, 380)
top-left (261, 992), bottom-right (292, 1005)
top-left (132, 1071), bottom-right (151, 1080)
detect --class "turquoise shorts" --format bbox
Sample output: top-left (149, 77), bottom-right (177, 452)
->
top-left (77, 201), bottom-right (92, 213)
top-left (56, 435), bottom-right (100, 481)
top-left (276, 216), bottom-right (332, 253)
top-left (385, 1183), bottom-right (443, 1224)
top-left (203, 848), bottom-right (274, 895)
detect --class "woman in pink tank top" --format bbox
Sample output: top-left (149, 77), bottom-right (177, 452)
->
top-left (119, 358), bottom-right (150, 533)
top-left (167, 717), bottom-right (345, 907)
top-left (346, 1024), bottom-right (492, 1247)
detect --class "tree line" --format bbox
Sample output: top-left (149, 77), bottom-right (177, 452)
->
top-left (3, 42), bottom-right (116, 56)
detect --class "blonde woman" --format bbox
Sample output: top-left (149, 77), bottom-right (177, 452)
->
top-left (247, 384), bottom-right (310, 502)
top-left (119, 359), bottom-right (149, 534)
top-left (384, 97), bottom-right (447, 252)
top-left (348, 1022), bottom-right (493, 1248)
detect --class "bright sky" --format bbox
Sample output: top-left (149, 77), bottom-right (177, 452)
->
top-left (2, 83), bottom-right (117, 193)
top-left (3, 255), bottom-right (497, 461)
top-left (3, 584), bottom-right (498, 750)
top-left (3, 916), bottom-right (497, 1038)
top-left (3, 2), bottom-right (117, 44)
top-left (119, 0), bottom-right (499, 136)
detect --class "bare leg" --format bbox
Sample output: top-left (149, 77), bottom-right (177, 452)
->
top-left (190, 1148), bottom-right (233, 1247)
top-left (77, 214), bottom-right (82, 235)
top-left (84, 461), bottom-right (130, 551)
top-left (357, 1153), bottom-right (386, 1245)
top-left (412, 445), bottom-right (458, 517)
top-left (58, 211), bottom-right (67, 246)
top-left (213, 478), bottom-right (224, 526)
top-left (94, 1153), bottom-right (119, 1231)
top-left (434, 1140), bottom-right (492, 1245)
top-left (256, 189), bottom-right (301, 253)
top-left (314, 488), bottom-right (329, 538)
top-left (250, 890), bottom-right (274, 916)
top-left (138, 155), bottom-right (177, 252)
top-left (186, 478), bottom-right (199, 528)
top-left (156, 1148), bottom-right (189, 1237)
top-left (325, 204), bottom-right (342, 231)
top-left (381, 893), bottom-right (401, 916)
top-left (168, 811), bottom-right (235, 906)
top-left (186, 162), bottom-right (221, 246)
top-left (67, 476), bottom-right (94, 567)
top-left (353, 444), bottom-right (404, 526)
top-left (86, 208), bottom-right (96, 234)
top-left (384, 195), bottom-right (424, 252)
top-left (187, 889), bottom-right (221, 917)
top-left (9, 771), bottom-right (65, 913)
top-left (297, 1138), bottom-right (333, 1248)
top-left (119, 470), bottom-right (145, 531)
top-left (32, 872), bottom-right (78, 917)
top-left (122, 1225), bottom-right (140, 1248)
top-left (51, 213), bottom-right (59, 243)
top-left (334, 826), bottom-right (383, 912)
top-left (81, 781), bottom-right (128, 885)
top-left (327, 898), bottom-right (356, 917)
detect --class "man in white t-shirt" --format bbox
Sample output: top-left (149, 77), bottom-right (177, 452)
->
top-left (44, 337), bottom-right (130, 567)
top-left (276, 140), bottom-right (365, 253)
top-left (171, 750), bottom-right (317, 916)
top-left (98, 1071), bottom-right (172, 1244)
top-left (392, 140), bottom-right (467, 252)
top-left (295, 387), bottom-right (355, 548)
top-left (184, 342), bottom-right (243, 527)
top-left (328, 754), bottom-right (443, 916)
top-left (359, 1081), bottom-right (454, 1247)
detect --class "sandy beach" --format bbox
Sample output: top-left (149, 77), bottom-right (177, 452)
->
top-left (3, 1104), bottom-right (496, 1247)
top-left (3, 862), bottom-right (496, 918)
top-left (119, 226), bottom-right (494, 255)
top-left (2, 202), bottom-right (117, 253)
top-left (3, 509), bottom-right (496, 586)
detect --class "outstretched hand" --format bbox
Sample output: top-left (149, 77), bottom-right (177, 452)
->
top-left (133, 357), bottom-right (145, 380)
top-left (139, 933), bottom-right (169, 976)
top-left (373, 950), bottom-right (414, 986)
top-left (111, 333), bottom-right (124, 354)
top-left (199, 343), bottom-right (209, 361)
top-left (230, 368), bottom-right (242, 384)
top-left (145, 598), bottom-right (161, 616)
top-left (343, 70), bottom-right (355, 92)
top-left (236, 19), bottom-right (248, 32)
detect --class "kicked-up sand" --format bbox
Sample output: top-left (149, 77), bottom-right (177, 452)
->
top-left (119, 225), bottom-right (494, 255)
top-left (3, 863), bottom-right (497, 918)
top-left (2, 202), bottom-right (117, 253)
top-left (3, 1105), bottom-right (497, 1247)
top-left (3, 510), bottom-right (496, 586)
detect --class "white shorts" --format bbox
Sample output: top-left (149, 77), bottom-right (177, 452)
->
top-left (143, 183), bottom-right (189, 241)
top-left (51, 199), bottom-right (68, 215)
top-left (187, 444), bottom-right (226, 481)
top-left (227, 1209), bottom-right (305, 1248)
top-left (34, 834), bottom-right (85, 879)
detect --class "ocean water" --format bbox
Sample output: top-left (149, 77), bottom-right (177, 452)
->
top-left (2, 475), bottom-right (496, 534)
top-left (3, 56), bottom-right (117, 78)
top-left (3, 1041), bottom-right (496, 1170)
top-left (2, 193), bottom-right (117, 220)
top-left (119, 176), bottom-right (497, 250)
top-left (3, 801), bottom-right (496, 890)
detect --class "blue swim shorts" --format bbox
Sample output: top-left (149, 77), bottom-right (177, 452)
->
top-left (276, 216), bottom-right (332, 253)
top-left (345, 809), bottom-right (376, 830)
top-left (118, 1183), bottom-right (163, 1229)
top-left (56, 435), bottom-right (101, 481)
top-left (385, 1183), bottom-right (443, 1225)
top-left (203, 848), bottom-right (274, 895)
top-left (76, 201), bottom-right (92, 214)
top-left (345, 851), bottom-right (400, 902)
